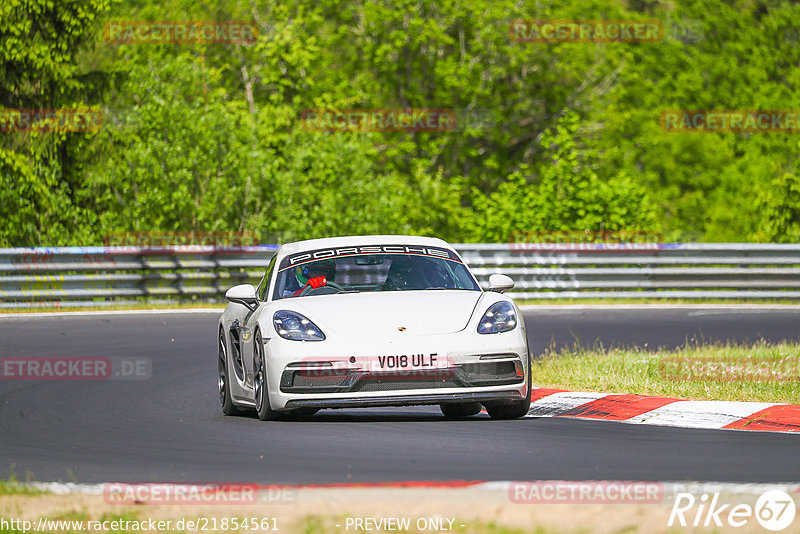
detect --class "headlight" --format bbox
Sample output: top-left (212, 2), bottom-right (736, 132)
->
top-left (273, 310), bottom-right (326, 341)
top-left (477, 302), bottom-right (517, 334)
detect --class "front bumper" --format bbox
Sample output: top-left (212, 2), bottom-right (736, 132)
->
top-left (280, 360), bottom-right (524, 394)
top-left (264, 329), bottom-right (529, 410)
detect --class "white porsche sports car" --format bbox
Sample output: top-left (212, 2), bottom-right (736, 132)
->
top-left (217, 235), bottom-right (531, 420)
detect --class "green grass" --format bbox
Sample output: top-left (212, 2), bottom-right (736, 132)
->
top-left (531, 341), bottom-right (800, 404)
top-left (0, 482), bottom-right (44, 497)
top-left (0, 474), bottom-right (45, 496)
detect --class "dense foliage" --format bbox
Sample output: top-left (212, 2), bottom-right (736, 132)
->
top-left (1, 0), bottom-right (799, 246)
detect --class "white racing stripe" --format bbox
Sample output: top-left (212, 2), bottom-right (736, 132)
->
top-left (526, 391), bottom-right (606, 417)
top-left (627, 400), bottom-right (780, 429)
top-left (28, 482), bottom-right (104, 494)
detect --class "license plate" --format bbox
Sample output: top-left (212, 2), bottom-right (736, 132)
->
top-left (375, 352), bottom-right (447, 370)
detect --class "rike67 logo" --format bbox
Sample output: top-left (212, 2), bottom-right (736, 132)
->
top-left (669, 490), bottom-right (797, 531)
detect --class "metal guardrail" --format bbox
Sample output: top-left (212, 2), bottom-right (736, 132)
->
top-left (0, 246), bottom-right (277, 308)
top-left (2, 243), bottom-right (800, 307)
top-left (461, 243), bottom-right (800, 300)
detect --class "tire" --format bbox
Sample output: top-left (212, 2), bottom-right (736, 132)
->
top-left (253, 328), bottom-right (280, 421)
top-left (218, 329), bottom-right (240, 416)
top-left (485, 356), bottom-right (532, 420)
top-left (440, 402), bottom-right (482, 418)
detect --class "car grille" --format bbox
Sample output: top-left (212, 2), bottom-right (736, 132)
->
top-left (352, 375), bottom-right (461, 392)
top-left (291, 370), bottom-right (350, 388)
top-left (461, 361), bottom-right (517, 379)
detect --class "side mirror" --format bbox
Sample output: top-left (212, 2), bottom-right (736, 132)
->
top-left (488, 274), bottom-right (514, 293)
top-left (225, 284), bottom-right (258, 310)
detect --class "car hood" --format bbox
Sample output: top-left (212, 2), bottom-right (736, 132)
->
top-left (290, 290), bottom-right (484, 336)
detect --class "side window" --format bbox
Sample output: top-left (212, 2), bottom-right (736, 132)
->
top-left (256, 255), bottom-right (277, 301)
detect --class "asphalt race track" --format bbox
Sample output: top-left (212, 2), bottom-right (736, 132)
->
top-left (522, 305), bottom-right (800, 354)
top-left (0, 307), bottom-right (798, 484)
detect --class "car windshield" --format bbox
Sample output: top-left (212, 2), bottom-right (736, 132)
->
top-left (272, 246), bottom-right (480, 300)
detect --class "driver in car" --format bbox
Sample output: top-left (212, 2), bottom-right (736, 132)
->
top-left (383, 256), bottom-right (455, 291)
top-left (383, 256), bottom-right (428, 290)
top-left (283, 259), bottom-right (337, 297)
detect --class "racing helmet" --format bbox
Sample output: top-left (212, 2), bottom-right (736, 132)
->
top-left (295, 259), bottom-right (336, 286)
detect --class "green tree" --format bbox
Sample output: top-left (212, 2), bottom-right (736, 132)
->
top-left (752, 172), bottom-right (800, 242)
top-left (471, 112), bottom-right (657, 242)
top-left (0, 0), bottom-right (113, 246)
